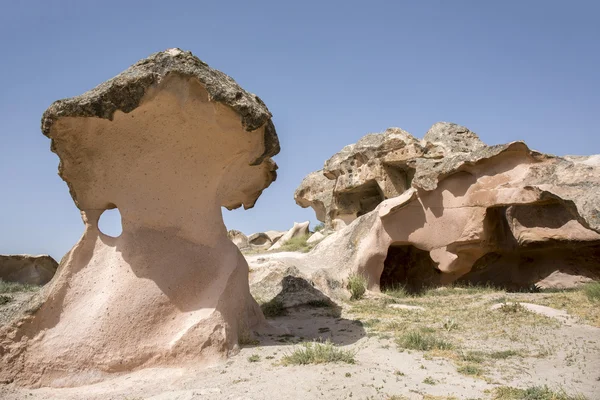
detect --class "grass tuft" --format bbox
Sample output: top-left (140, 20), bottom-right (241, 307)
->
top-left (582, 281), bottom-right (600, 302)
top-left (395, 331), bottom-right (453, 351)
top-left (348, 274), bottom-right (367, 300)
top-left (281, 340), bottom-right (356, 365)
top-left (247, 354), bottom-right (260, 362)
top-left (306, 299), bottom-right (333, 308)
top-left (457, 363), bottom-right (484, 376)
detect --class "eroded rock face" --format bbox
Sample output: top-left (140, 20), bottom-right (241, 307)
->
top-left (228, 230), bottom-right (250, 250)
top-left (293, 123), bottom-right (600, 295)
top-left (0, 255), bottom-right (58, 285)
top-left (0, 49), bottom-right (279, 387)
top-left (295, 123), bottom-right (481, 229)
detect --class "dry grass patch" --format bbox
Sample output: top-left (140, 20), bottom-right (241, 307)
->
top-left (281, 339), bottom-right (356, 365)
top-left (528, 286), bottom-right (600, 327)
top-left (491, 385), bottom-right (587, 400)
top-left (0, 279), bottom-right (40, 293)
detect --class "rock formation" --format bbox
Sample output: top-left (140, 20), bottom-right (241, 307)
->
top-left (0, 255), bottom-right (58, 285)
top-left (292, 123), bottom-right (600, 294)
top-left (0, 49), bottom-right (279, 387)
top-left (228, 230), bottom-right (250, 250)
top-left (268, 221), bottom-right (310, 251)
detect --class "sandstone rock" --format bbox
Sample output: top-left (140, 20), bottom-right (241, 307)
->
top-left (307, 232), bottom-right (325, 245)
top-left (249, 259), bottom-right (331, 308)
top-left (0, 255), bottom-right (58, 285)
top-left (248, 232), bottom-right (272, 248)
top-left (291, 123), bottom-right (600, 297)
top-left (264, 230), bottom-right (285, 244)
top-left (268, 221), bottom-right (310, 251)
top-left (228, 230), bottom-right (249, 249)
top-left (0, 48), bottom-right (279, 387)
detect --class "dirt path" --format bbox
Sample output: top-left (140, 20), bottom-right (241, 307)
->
top-left (1, 290), bottom-right (599, 399)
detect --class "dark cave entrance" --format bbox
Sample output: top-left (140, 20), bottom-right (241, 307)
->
top-left (380, 244), bottom-right (441, 293)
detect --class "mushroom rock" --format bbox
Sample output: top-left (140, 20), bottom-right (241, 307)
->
top-left (0, 48), bottom-right (279, 387)
top-left (293, 123), bottom-right (600, 295)
top-left (0, 254), bottom-right (58, 285)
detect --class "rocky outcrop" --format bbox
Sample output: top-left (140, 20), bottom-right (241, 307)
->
top-left (307, 232), bottom-right (325, 245)
top-left (0, 49), bottom-right (279, 387)
top-left (268, 221), bottom-right (310, 251)
top-left (228, 230), bottom-right (250, 250)
top-left (291, 123), bottom-right (600, 296)
top-left (0, 255), bottom-right (58, 285)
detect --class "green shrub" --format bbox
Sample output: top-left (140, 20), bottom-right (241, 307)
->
top-left (457, 364), bottom-right (484, 376)
top-left (583, 281), bottom-right (600, 302)
top-left (260, 298), bottom-right (287, 318)
top-left (247, 354), bottom-right (260, 362)
top-left (395, 331), bottom-right (453, 351)
top-left (281, 340), bottom-right (356, 365)
top-left (313, 223), bottom-right (325, 232)
top-left (383, 285), bottom-right (408, 298)
top-left (348, 274), bottom-right (367, 300)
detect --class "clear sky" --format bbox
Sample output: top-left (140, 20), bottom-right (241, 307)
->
top-left (1, 1), bottom-right (599, 261)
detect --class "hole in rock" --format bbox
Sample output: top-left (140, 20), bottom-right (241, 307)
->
top-left (380, 244), bottom-right (440, 294)
top-left (336, 180), bottom-right (385, 218)
top-left (98, 207), bottom-right (123, 238)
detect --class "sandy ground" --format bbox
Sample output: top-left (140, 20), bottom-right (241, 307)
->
top-left (1, 289), bottom-right (599, 399)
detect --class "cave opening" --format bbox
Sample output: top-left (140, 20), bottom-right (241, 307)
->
top-left (380, 244), bottom-right (441, 293)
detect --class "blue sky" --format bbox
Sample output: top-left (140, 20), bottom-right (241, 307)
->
top-left (1, 1), bottom-right (599, 261)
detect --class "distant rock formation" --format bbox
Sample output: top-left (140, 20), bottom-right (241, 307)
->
top-left (291, 123), bottom-right (600, 294)
top-left (0, 49), bottom-right (279, 387)
top-left (268, 221), bottom-right (310, 251)
top-left (0, 255), bottom-right (58, 285)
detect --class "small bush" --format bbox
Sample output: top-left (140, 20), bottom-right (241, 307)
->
top-left (238, 330), bottom-right (260, 346)
top-left (395, 331), bottom-right (453, 351)
top-left (0, 295), bottom-right (13, 305)
top-left (313, 223), bottom-right (325, 232)
top-left (0, 279), bottom-right (39, 293)
top-left (443, 317), bottom-right (458, 332)
top-left (423, 376), bottom-right (437, 385)
top-left (260, 298), bottom-right (287, 318)
top-left (492, 385), bottom-right (586, 400)
top-left (281, 340), bottom-right (356, 365)
top-left (583, 281), bottom-right (600, 302)
top-left (348, 274), bottom-right (367, 300)
top-left (247, 354), bottom-right (260, 362)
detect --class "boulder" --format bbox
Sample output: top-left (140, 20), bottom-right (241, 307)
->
top-left (268, 221), bottom-right (310, 251)
top-left (0, 48), bottom-right (280, 387)
top-left (249, 258), bottom-right (331, 308)
top-left (0, 255), bottom-right (58, 285)
top-left (307, 231), bottom-right (325, 245)
top-left (289, 123), bottom-right (600, 297)
top-left (228, 230), bottom-right (249, 249)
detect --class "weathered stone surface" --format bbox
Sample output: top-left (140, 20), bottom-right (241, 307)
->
top-left (268, 221), bottom-right (310, 251)
top-left (307, 232), bottom-right (325, 245)
top-left (0, 49), bottom-right (279, 387)
top-left (248, 257), bottom-right (331, 308)
top-left (248, 232), bottom-right (272, 248)
top-left (290, 122), bottom-right (600, 296)
top-left (228, 230), bottom-right (250, 249)
top-left (0, 255), bottom-right (58, 285)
